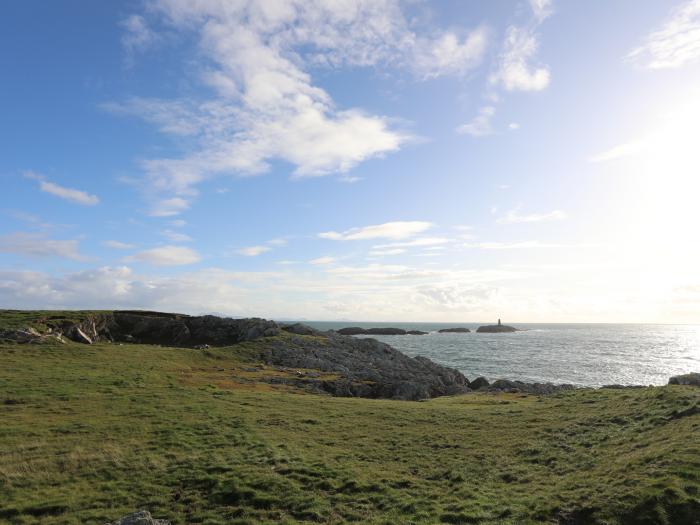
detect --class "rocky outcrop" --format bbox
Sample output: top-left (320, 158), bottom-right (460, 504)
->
top-left (337, 327), bottom-right (428, 336)
top-left (0, 328), bottom-right (65, 344)
top-left (281, 323), bottom-right (323, 336)
top-left (476, 324), bottom-right (518, 333)
top-left (438, 327), bottom-right (471, 333)
top-left (487, 379), bottom-right (574, 395)
top-left (257, 331), bottom-right (470, 400)
top-left (668, 373), bottom-right (700, 387)
top-left (2, 311), bottom-right (279, 347)
top-left (107, 510), bottom-right (170, 525)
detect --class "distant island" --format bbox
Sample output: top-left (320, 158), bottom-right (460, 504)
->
top-left (438, 327), bottom-right (471, 333)
top-left (476, 318), bottom-right (518, 333)
top-left (337, 327), bottom-right (428, 336)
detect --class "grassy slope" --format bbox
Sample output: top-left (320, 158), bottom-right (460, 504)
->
top-left (1, 338), bottom-right (699, 525)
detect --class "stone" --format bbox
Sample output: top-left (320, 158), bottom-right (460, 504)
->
top-left (107, 510), bottom-right (170, 525)
top-left (470, 376), bottom-right (490, 389)
top-left (438, 327), bottom-right (471, 333)
top-left (668, 372), bottom-right (700, 387)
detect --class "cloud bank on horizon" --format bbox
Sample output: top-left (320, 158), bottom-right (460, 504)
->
top-left (1, 0), bottom-right (699, 322)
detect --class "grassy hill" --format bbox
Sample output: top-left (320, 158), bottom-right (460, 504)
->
top-left (1, 333), bottom-right (699, 523)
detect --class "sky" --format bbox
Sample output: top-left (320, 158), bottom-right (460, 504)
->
top-left (1, 0), bottom-right (700, 323)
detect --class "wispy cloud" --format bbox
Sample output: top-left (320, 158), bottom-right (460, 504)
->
top-left (120, 14), bottom-right (157, 65)
top-left (310, 256), bottom-right (336, 265)
top-left (373, 237), bottom-right (450, 249)
top-left (103, 240), bottom-right (136, 250)
top-left (160, 229), bottom-right (193, 242)
top-left (126, 245), bottom-right (201, 266)
top-left (497, 207), bottom-right (567, 224)
top-left (0, 232), bottom-right (87, 261)
top-left (237, 246), bottom-right (271, 257)
top-left (24, 171), bottom-right (99, 206)
top-left (319, 221), bottom-right (433, 241)
top-left (456, 105), bottom-right (495, 136)
top-left (627, 0), bottom-right (700, 69)
top-left (149, 197), bottom-right (189, 217)
top-left (588, 141), bottom-right (645, 163)
top-left (491, 25), bottom-right (550, 92)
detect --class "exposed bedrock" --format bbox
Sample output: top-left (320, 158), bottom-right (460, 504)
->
top-left (259, 330), bottom-right (470, 400)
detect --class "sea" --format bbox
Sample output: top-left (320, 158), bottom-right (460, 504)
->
top-left (303, 322), bottom-right (700, 387)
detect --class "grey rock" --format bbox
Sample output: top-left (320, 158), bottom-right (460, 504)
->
top-left (476, 324), bottom-right (518, 333)
top-left (668, 372), bottom-right (700, 387)
top-left (470, 376), bottom-right (490, 389)
top-left (257, 332), bottom-right (470, 400)
top-left (281, 323), bottom-right (321, 336)
top-left (438, 327), bottom-right (471, 333)
top-left (488, 379), bottom-right (574, 395)
top-left (107, 510), bottom-right (170, 525)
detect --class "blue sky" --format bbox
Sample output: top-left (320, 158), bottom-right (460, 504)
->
top-left (2, 0), bottom-right (700, 322)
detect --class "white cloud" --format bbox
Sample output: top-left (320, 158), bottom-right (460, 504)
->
top-left (492, 25), bottom-right (550, 91)
top-left (373, 237), bottom-right (450, 249)
top-left (149, 197), bottom-right (190, 217)
top-left (309, 256), bottom-right (336, 265)
top-left (0, 232), bottom-right (87, 261)
top-left (237, 245), bottom-right (271, 257)
top-left (121, 14), bottom-right (157, 61)
top-left (627, 0), bottom-right (700, 69)
top-left (457, 105), bottom-right (495, 137)
top-left (412, 28), bottom-right (489, 80)
top-left (110, 1), bottom-right (488, 208)
top-left (24, 171), bottom-right (99, 206)
top-left (368, 248), bottom-right (406, 257)
top-left (267, 238), bottom-right (288, 246)
top-left (497, 207), bottom-right (567, 224)
top-left (103, 240), bottom-right (136, 250)
top-left (126, 245), bottom-right (201, 266)
top-left (588, 141), bottom-right (645, 163)
top-left (508, 122), bottom-right (520, 130)
top-left (169, 219), bottom-right (187, 227)
top-left (160, 229), bottom-right (193, 242)
top-left (529, 0), bottom-right (553, 22)
top-left (319, 221), bottom-right (433, 241)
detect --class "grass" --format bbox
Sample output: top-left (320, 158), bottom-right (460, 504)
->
top-left (1, 338), bottom-right (699, 524)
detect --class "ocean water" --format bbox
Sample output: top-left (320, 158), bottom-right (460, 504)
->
top-left (303, 322), bottom-right (700, 387)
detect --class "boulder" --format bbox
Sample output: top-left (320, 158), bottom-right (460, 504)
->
top-left (107, 510), bottom-right (170, 525)
top-left (438, 327), bottom-right (471, 333)
top-left (668, 372), bottom-right (700, 387)
top-left (470, 376), bottom-right (490, 389)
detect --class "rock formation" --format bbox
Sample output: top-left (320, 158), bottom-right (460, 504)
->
top-left (336, 327), bottom-right (428, 336)
top-left (476, 321), bottom-right (518, 333)
top-left (438, 327), bottom-right (471, 333)
top-left (257, 326), bottom-right (469, 400)
top-left (668, 372), bottom-right (700, 387)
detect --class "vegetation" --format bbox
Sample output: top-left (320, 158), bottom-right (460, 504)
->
top-left (1, 336), bottom-right (699, 524)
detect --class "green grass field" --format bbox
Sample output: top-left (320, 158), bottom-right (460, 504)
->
top-left (1, 338), bottom-right (699, 524)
